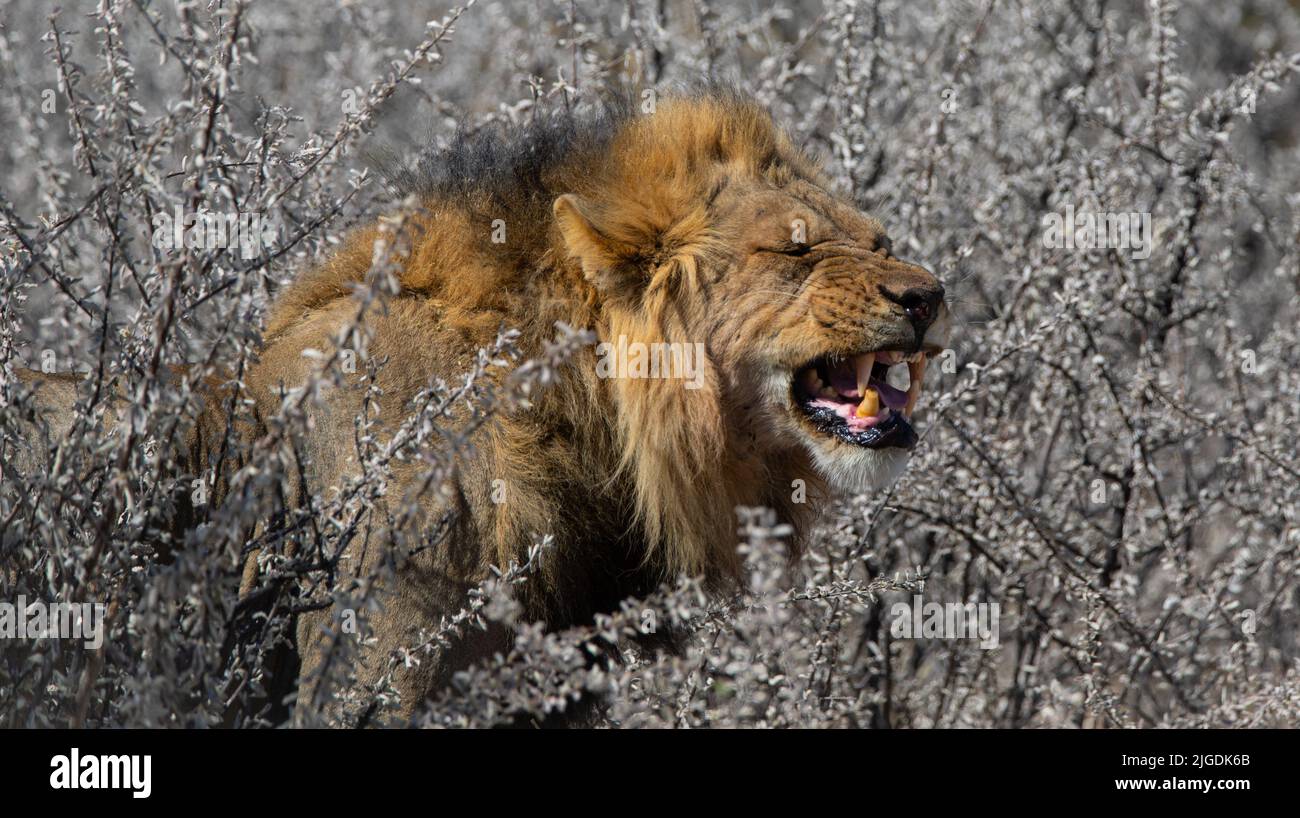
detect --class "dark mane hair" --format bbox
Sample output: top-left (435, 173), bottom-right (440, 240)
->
top-left (388, 83), bottom-right (754, 212)
top-left (390, 92), bottom-right (638, 210)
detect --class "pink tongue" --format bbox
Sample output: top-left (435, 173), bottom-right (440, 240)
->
top-left (873, 380), bottom-right (908, 410)
top-left (811, 398), bottom-right (882, 428)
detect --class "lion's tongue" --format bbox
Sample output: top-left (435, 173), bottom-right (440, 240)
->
top-left (873, 380), bottom-right (908, 410)
top-left (811, 397), bottom-right (883, 428)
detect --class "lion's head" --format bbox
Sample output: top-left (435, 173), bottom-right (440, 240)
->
top-left (548, 93), bottom-right (950, 536)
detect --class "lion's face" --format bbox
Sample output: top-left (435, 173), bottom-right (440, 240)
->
top-left (551, 105), bottom-right (951, 503)
top-left (707, 178), bottom-right (951, 493)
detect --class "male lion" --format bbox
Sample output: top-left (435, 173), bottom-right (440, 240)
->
top-left (17, 89), bottom-right (950, 724)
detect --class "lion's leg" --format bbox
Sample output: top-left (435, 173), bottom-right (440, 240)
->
top-left (292, 576), bottom-right (499, 726)
top-left (290, 503), bottom-right (511, 726)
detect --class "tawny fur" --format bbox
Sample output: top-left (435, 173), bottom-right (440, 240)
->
top-left (245, 91), bottom-right (949, 721)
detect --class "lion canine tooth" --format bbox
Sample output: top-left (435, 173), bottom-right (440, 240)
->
top-left (904, 357), bottom-right (927, 417)
top-left (854, 352), bottom-right (875, 401)
top-left (856, 388), bottom-right (879, 418)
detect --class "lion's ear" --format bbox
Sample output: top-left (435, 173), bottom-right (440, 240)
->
top-left (553, 194), bottom-right (638, 293)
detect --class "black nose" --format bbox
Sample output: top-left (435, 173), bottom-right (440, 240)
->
top-left (882, 285), bottom-right (945, 333)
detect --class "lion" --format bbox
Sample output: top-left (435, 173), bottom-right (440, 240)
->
top-left (14, 89), bottom-right (950, 724)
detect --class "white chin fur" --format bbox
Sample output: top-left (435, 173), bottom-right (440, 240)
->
top-left (802, 438), bottom-right (911, 494)
top-left (763, 370), bottom-right (912, 495)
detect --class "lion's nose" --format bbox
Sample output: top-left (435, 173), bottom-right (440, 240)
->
top-left (899, 286), bottom-right (943, 326)
top-left (881, 283), bottom-right (945, 336)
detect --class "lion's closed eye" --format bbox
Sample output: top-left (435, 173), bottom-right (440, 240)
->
top-left (756, 239), bottom-right (819, 258)
top-left (777, 242), bottom-right (813, 257)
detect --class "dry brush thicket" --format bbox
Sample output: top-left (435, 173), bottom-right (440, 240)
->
top-left (1, 0), bottom-right (1298, 728)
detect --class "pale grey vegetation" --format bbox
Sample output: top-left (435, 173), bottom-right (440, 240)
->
top-left (1, 0), bottom-right (1298, 727)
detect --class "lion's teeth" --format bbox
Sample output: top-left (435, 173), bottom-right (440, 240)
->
top-left (820, 385), bottom-right (838, 400)
top-left (854, 352), bottom-right (875, 401)
top-left (856, 388), bottom-right (879, 418)
top-left (904, 358), bottom-right (927, 417)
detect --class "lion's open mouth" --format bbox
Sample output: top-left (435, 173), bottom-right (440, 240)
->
top-left (791, 350), bottom-right (929, 450)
